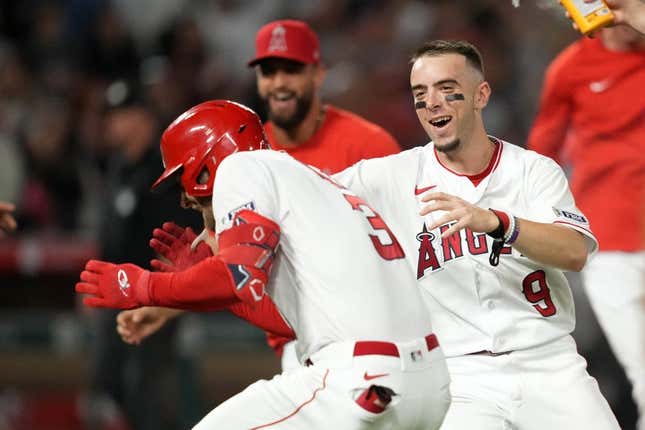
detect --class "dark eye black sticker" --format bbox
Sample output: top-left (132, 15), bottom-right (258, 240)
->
top-left (445, 93), bottom-right (464, 102)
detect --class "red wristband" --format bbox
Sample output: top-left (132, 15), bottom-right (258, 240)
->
top-left (490, 209), bottom-right (510, 233)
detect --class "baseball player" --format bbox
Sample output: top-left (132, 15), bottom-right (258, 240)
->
top-left (117, 19), bottom-right (401, 369)
top-left (330, 40), bottom-right (620, 429)
top-left (76, 100), bottom-right (450, 429)
top-left (251, 18), bottom-right (401, 367)
top-left (528, 25), bottom-right (645, 428)
top-left (249, 19), bottom-right (400, 172)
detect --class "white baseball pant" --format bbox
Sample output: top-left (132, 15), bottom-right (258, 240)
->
top-left (193, 334), bottom-right (450, 429)
top-left (584, 251), bottom-right (645, 430)
top-left (439, 335), bottom-right (619, 430)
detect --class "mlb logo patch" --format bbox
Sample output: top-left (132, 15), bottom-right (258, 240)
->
top-left (226, 201), bottom-right (256, 222)
top-left (410, 349), bottom-right (424, 362)
top-left (552, 207), bottom-right (588, 224)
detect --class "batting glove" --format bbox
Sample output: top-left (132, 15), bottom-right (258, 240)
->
top-left (149, 222), bottom-right (213, 272)
top-left (76, 260), bottom-right (151, 309)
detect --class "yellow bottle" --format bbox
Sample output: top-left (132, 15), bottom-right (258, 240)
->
top-left (560, 0), bottom-right (615, 35)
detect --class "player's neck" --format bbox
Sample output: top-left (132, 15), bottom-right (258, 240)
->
top-left (436, 128), bottom-right (495, 175)
top-left (271, 102), bottom-right (325, 148)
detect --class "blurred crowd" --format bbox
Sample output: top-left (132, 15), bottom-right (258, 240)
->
top-left (0, 0), bottom-right (578, 237)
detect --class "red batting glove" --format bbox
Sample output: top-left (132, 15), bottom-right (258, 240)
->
top-left (75, 260), bottom-right (151, 309)
top-left (149, 222), bottom-right (213, 272)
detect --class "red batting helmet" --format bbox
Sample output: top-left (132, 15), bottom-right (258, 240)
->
top-left (151, 100), bottom-right (269, 197)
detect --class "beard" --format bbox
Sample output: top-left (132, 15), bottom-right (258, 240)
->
top-left (263, 89), bottom-right (314, 131)
top-left (434, 138), bottom-right (461, 153)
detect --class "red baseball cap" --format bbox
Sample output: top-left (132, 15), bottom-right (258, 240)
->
top-left (248, 19), bottom-right (320, 67)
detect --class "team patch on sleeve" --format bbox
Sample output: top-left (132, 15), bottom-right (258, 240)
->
top-left (552, 207), bottom-right (588, 224)
top-left (223, 201), bottom-right (256, 223)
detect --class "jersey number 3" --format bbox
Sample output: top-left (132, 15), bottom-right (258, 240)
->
top-left (343, 194), bottom-right (405, 261)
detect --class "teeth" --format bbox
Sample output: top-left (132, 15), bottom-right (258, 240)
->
top-left (429, 116), bottom-right (451, 127)
top-left (273, 93), bottom-right (294, 101)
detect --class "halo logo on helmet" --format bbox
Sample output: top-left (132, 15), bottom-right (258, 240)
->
top-left (151, 100), bottom-right (269, 197)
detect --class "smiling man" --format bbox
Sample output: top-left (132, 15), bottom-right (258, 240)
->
top-left (248, 19), bottom-right (400, 174)
top-left (333, 39), bottom-right (620, 429)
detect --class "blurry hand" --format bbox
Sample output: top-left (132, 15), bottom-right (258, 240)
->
top-left (150, 222), bottom-right (213, 272)
top-left (117, 306), bottom-right (184, 344)
top-left (0, 201), bottom-right (17, 237)
top-left (603, 0), bottom-right (645, 34)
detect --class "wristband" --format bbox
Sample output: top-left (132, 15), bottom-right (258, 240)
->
top-left (487, 209), bottom-right (520, 266)
top-left (504, 215), bottom-right (520, 245)
top-left (487, 209), bottom-right (510, 240)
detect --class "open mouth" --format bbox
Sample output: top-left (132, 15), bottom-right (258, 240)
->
top-left (429, 115), bottom-right (452, 129)
top-left (271, 92), bottom-right (296, 103)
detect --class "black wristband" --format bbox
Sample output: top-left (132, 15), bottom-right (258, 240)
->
top-left (486, 210), bottom-right (505, 240)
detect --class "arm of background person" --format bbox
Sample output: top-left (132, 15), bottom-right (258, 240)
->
top-left (526, 48), bottom-right (574, 162)
top-left (117, 307), bottom-right (184, 344)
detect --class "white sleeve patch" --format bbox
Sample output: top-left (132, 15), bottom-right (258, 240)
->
top-left (552, 207), bottom-right (589, 225)
top-left (223, 201), bottom-right (256, 224)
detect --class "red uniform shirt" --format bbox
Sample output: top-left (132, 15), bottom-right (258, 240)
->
top-left (528, 37), bottom-right (645, 251)
top-left (264, 104), bottom-right (400, 356)
top-left (265, 105), bottom-right (400, 174)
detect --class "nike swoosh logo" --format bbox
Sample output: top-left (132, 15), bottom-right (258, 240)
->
top-left (363, 372), bottom-right (390, 381)
top-left (414, 185), bottom-right (436, 195)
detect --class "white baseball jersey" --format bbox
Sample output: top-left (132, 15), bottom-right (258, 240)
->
top-left (212, 150), bottom-right (434, 361)
top-left (334, 138), bottom-right (598, 357)
top-left (199, 149), bottom-right (450, 429)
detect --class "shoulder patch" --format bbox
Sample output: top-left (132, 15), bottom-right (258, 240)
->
top-left (225, 201), bottom-right (256, 222)
top-left (553, 207), bottom-right (588, 224)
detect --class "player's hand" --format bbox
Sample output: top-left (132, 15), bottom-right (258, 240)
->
top-left (75, 260), bottom-right (150, 309)
top-left (116, 306), bottom-right (183, 345)
top-left (419, 192), bottom-right (499, 237)
top-left (149, 222), bottom-right (213, 272)
top-left (0, 201), bottom-right (17, 237)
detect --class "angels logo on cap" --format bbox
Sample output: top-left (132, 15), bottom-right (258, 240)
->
top-left (268, 25), bottom-right (288, 52)
top-left (248, 19), bottom-right (320, 66)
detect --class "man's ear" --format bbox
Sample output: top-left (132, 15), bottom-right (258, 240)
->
top-left (474, 80), bottom-right (491, 110)
top-left (313, 65), bottom-right (326, 90)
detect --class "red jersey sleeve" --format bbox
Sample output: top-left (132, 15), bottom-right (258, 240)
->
top-left (527, 43), bottom-right (579, 162)
top-left (229, 296), bottom-right (295, 339)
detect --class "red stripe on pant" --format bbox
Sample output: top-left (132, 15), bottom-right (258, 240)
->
top-left (250, 369), bottom-right (330, 429)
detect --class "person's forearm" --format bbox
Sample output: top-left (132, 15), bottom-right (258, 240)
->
top-left (512, 220), bottom-right (588, 271)
top-left (145, 257), bottom-right (240, 311)
top-left (157, 307), bottom-right (185, 319)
